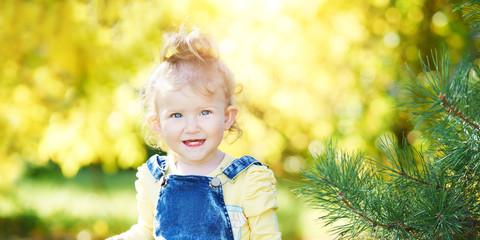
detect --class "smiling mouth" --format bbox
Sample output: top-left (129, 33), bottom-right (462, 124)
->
top-left (183, 139), bottom-right (206, 147)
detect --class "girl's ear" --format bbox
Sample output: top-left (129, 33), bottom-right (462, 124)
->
top-left (224, 105), bottom-right (238, 130)
top-left (148, 115), bottom-right (163, 134)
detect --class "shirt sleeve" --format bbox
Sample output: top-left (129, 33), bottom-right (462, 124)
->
top-left (242, 164), bottom-right (282, 240)
top-left (119, 164), bottom-right (155, 240)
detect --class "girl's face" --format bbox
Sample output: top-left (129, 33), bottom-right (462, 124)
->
top-left (153, 84), bottom-right (237, 167)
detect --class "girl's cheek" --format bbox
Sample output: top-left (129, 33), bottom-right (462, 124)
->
top-left (165, 121), bottom-right (185, 132)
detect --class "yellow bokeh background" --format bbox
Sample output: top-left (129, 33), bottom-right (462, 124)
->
top-left (0, 0), bottom-right (470, 239)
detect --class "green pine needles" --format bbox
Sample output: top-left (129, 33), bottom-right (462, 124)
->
top-left (295, 1), bottom-right (480, 239)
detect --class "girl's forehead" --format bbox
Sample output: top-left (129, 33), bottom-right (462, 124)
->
top-left (158, 83), bottom-right (226, 105)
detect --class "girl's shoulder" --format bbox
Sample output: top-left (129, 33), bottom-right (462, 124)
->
top-left (221, 155), bottom-right (276, 183)
top-left (237, 156), bottom-right (278, 217)
top-left (243, 159), bottom-right (276, 186)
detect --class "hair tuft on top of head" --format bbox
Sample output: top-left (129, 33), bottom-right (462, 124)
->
top-left (161, 26), bottom-right (219, 63)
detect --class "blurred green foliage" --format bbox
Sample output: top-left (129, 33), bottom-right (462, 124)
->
top-left (0, 0), bottom-right (471, 239)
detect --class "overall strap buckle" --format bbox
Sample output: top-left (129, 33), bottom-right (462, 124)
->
top-left (209, 155), bottom-right (262, 188)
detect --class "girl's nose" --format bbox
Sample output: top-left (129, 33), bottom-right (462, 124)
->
top-left (184, 117), bottom-right (200, 133)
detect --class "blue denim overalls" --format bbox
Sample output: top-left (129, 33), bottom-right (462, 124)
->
top-left (146, 154), bottom-right (262, 240)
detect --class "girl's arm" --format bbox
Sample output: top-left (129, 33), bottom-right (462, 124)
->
top-left (243, 165), bottom-right (282, 240)
top-left (108, 164), bottom-right (155, 240)
top-left (247, 210), bottom-right (281, 239)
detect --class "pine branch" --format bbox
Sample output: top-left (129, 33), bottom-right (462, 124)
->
top-left (295, 2), bottom-right (480, 238)
top-left (397, 170), bottom-right (439, 188)
top-left (337, 190), bottom-right (415, 232)
top-left (438, 92), bottom-right (480, 132)
top-left (453, 0), bottom-right (480, 43)
top-left (297, 137), bottom-right (480, 238)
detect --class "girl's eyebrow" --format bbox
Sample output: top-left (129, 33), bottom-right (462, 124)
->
top-left (162, 107), bottom-right (183, 113)
top-left (201, 105), bottom-right (218, 109)
top-left (162, 102), bottom-right (223, 112)
top-left (195, 103), bottom-right (222, 109)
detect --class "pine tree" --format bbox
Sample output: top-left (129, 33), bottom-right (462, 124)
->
top-left (295, 1), bottom-right (480, 239)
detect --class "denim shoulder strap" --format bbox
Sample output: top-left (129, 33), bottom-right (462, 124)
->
top-left (222, 155), bottom-right (263, 180)
top-left (146, 154), bottom-right (168, 180)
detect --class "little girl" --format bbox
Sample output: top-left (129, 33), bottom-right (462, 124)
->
top-left (107, 26), bottom-right (281, 240)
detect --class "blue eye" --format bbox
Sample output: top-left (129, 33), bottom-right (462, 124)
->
top-left (171, 113), bottom-right (182, 118)
top-left (201, 110), bottom-right (211, 116)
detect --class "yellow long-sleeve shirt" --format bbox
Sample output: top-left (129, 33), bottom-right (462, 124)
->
top-left (119, 153), bottom-right (282, 240)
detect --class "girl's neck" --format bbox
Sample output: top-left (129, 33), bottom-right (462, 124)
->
top-left (174, 150), bottom-right (225, 176)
